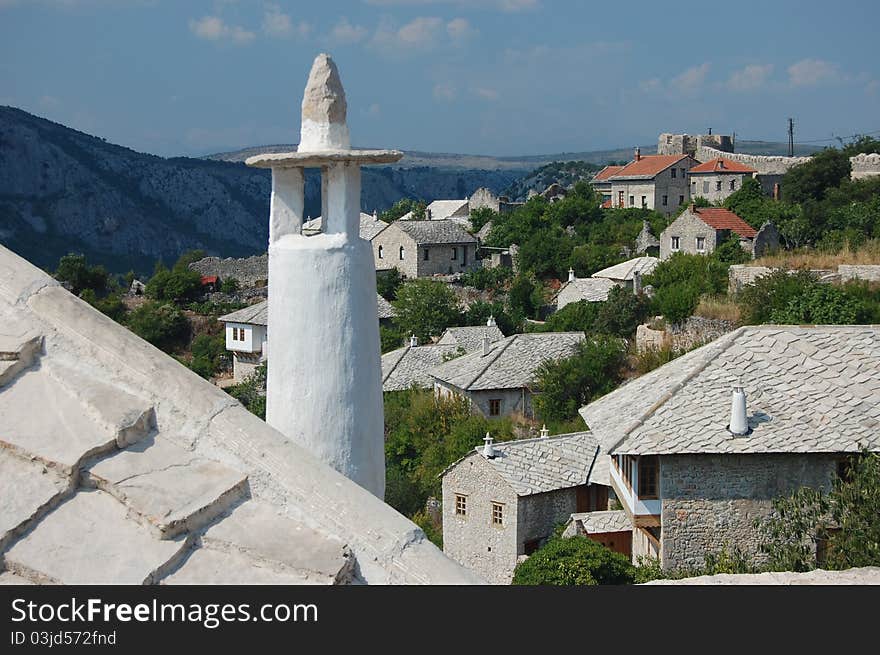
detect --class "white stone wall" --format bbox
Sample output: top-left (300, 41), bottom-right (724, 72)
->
top-left (415, 243), bottom-right (479, 277)
top-left (372, 223), bottom-right (417, 278)
top-left (660, 209), bottom-right (722, 260)
top-left (610, 162), bottom-right (694, 215)
top-left (850, 153), bottom-right (880, 180)
top-left (442, 453), bottom-right (520, 584)
top-left (517, 488), bottom-right (578, 549)
top-left (688, 172), bottom-right (751, 203)
top-left (697, 146), bottom-right (810, 175)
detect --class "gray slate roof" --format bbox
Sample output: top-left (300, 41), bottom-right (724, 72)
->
top-left (591, 256), bottom-right (659, 282)
top-left (220, 294), bottom-right (395, 326)
top-left (436, 325), bottom-right (504, 352)
top-left (557, 277), bottom-right (617, 303)
top-left (430, 332), bottom-right (585, 391)
top-left (394, 220), bottom-right (478, 245)
top-left (567, 510), bottom-right (631, 534)
top-left (427, 199), bottom-right (469, 220)
top-left (444, 431), bottom-right (604, 496)
top-left (302, 213), bottom-right (388, 241)
top-left (580, 325), bottom-right (880, 456)
top-left (381, 343), bottom-right (464, 391)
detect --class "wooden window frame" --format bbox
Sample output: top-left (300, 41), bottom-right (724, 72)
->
top-left (488, 399), bottom-right (501, 416)
top-left (455, 494), bottom-right (467, 517)
top-left (491, 502), bottom-right (504, 526)
top-left (638, 455), bottom-right (660, 500)
top-left (671, 236), bottom-right (680, 251)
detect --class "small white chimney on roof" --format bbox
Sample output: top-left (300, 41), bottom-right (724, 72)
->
top-left (486, 315), bottom-right (497, 327)
top-left (409, 334), bottom-right (418, 348)
top-left (568, 267), bottom-right (576, 282)
top-left (539, 424), bottom-right (549, 438)
top-left (634, 147), bottom-right (641, 162)
top-left (728, 383), bottom-right (750, 436)
top-left (482, 432), bottom-right (497, 458)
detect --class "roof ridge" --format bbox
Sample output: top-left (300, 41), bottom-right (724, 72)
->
top-left (462, 333), bottom-right (518, 389)
top-left (604, 327), bottom-right (746, 454)
top-left (382, 345), bottom-right (412, 382)
top-left (493, 429), bottom-right (591, 449)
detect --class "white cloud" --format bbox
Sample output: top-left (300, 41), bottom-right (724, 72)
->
top-left (473, 86), bottom-right (499, 101)
top-left (446, 17), bottom-right (476, 41)
top-left (670, 62), bottom-right (710, 93)
top-left (788, 58), bottom-right (837, 87)
top-left (364, 0), bottom-right (538, 11)
top-left (329, 17), bottom-right (368, 44)
top-left (262, 4), bottom-right (311, 39)
top-left (189, 15), bottom-right (255, 44)
top-left (371, 16), bottom-right (474, 52)
top-left (726, 64), bottom-right (773, 92)
top-left (397, 16), bottom-right (443, 45)
top-left (433, 82), bottom-right (457, 101)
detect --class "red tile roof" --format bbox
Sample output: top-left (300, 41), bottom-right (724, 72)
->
top-left (593, 165), bottom-right (624, 181)
top-left (612, 154), bottom-right (691, 179)
top-left (200, 275), bottom-right (219, 285)
top-left (689, 157), bottom-right (757, 174)
top-left (693, 207), bottom-right (757, 238)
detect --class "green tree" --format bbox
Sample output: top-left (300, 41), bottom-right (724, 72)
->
top-left (145, 267), bottom-right (203, 304)
top-left (532, 336), bottom-right (626, 424)
top-left (80, 288), bottom-right (127, 322)
top-left (782, 147), bottom-right (851, 204)
top-left (769, 283), bottom-right (861, 325)
top-left (712, 232), bottom-right (752, 265)
top-left (55, 253), bottom-right (109, 295)
top-left (391, 279), bottom-right (461, 342)
top-left (593, 285), bottom-right (651, 338)
top-left (173, 249), bottom-right (207, 270)
top-left (468, 206), bottom-right (497, 233)
top-left (226, 362), bottom-right (267, 419)
top-left (188, 333), bottom-right (228, 379)
top-left (220, 277), bottom-right (239, 294)
top-left (376, 268), bottom-right (404, 301)
top-left (512, 535), bottom-right (636, 585)
top-left (125, 302), bottom-right (190, 351)
top-left (379, 198), bottom-right (427, 223)
top-left (507, 273), bottom-right (544, 323)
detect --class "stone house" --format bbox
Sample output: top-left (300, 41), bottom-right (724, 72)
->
top-left (302, 211), bottom-right (389, 241)
top-left (381, 323), bottom-right (504, 392)
top-left (591, 255), bottom-right (659, 288)
top-left (659, 205), bottom-right (759, 260)
top-left (372, 220), bottom-right (479, 278)
top-left (590, 164), bottom-right (624, 207)
top-left (578, 325), bottom-right (880, 571)
top-left (688, 157), bottom-right (757, 203)
top-left (607, 150), bottom-right (699, 215)
top-left (441, 430), bottom-right (611, 584)
top-left (555, 276), bottom-right (617, 310)
top-left (430, 332), bottom-right (585, 419)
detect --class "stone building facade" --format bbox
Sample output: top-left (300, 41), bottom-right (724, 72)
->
top-left (660, 453), bottom-right (838, 570)
top-left (608, 153), bottom-right (698, 215)
top-left (660, 206), bottom-right (757, 260)
top-left (371, 220), bottom-right (479, 278)
top-left (687, 158), bottom-right (757, 203)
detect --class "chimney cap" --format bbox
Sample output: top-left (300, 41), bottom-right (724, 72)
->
top-left (482, 432), bottom-right (497, 458)
top-left (486, 315), bottom-right (497, 327)
top-left (409, 334), bottom-right (418, 347)
top-left (727, 383), bottom-right (752, 436)
top-left (539, 425), bottom-right (549, 438)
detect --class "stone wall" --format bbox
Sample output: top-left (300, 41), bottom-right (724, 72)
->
top-left (689, 172), bottom-right (751, 203)
top-left (637, 316), bottom-right (735, 354)
top-left (442, 453), bottom-right (520, 584)
top-left (659, 208), bottom-right (723, 260)
top-left (517, 488), bottom-right (578, 552)
top-left (189, 254), bottom-right (269, 288)
top-left (658, 133), bottom-right (733, 157)
top-left (850, 153), bottom-right (880, 180)
top-left (838, 264), bottom-right (880, 282)
top-left (469, 187), bottom-right (500, 213)
top-left (660, 453), bottom-right (838, 571)
top-left (728, 263), bottom-right (880, 294)
top-left (696, 146), bottom-right (809, 175)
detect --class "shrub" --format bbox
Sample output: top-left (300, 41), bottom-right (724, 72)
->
top-left (220, 277), bottom-right (239, 294)
top-left (188, 333), bottom-right (228, 379)
top-left (55, 253), bottom-right (109, 295)
top-left (459, 266), bottom-right (512, 291)
top-left (226, 362), bottom-right (267, 420)
top-left (125, 302), bottom-right (190, 351)
top-left (593, 285), bottom-right (651, 338)
top-left (391, 279), bottom-right (461, 342)
top-left (651, 282), bottom-right (701, 325)
top-left (146, 267), bottom-right (203, 304)
top-left (376, 268), bottom-right (404, 301)
top-left (769, 282), bottom-right (861, 324)
top-left (512, 535), bottom-right (636, 585)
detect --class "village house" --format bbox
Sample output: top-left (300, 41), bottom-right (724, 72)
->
top-left (607, 149), bottom-right (699, 215)
top-left (590, 164), bottom-right (624, 208)
top-left (659, 205), bottom-right (778, 260)
top-left (372, 219), bottom-right (479, 278)
top-left (302, 211), bottom-right (389, 241)
top-left (555, 256), bottom-right (657, 310)
top-left (591, 255), bottom-right (659, 288)
top-left (221, 294), bottom-right (397, 383)
top-left (381, 321), bottom-right (504, 392)
top-left (441, 430), bottom-right (612, 584)
top-left (430, 331), bottom-right (585, 419)
top-left (578, 324), bottom-right (880, 571)
top-left (688, 157), bottom-right (757, 203)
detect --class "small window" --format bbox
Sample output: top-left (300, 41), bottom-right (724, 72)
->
top-left (399, 246), bottom-right (405, 260)
top-left (455, 494), bottom-right (467, 516)
top-left (671, 236), bottom-right (680, 251)
top-left (702, 181), bottom-right (709, 194)
top-left (730, 179), bottom-right (736, 191)
top-left (716, 181), bottom-right (722, 191)
top-left (378, 245), bottom-right (384, 259)
top-left (489, 399), bottom-right (501, 416)
top-left (423, 248), bottom-right (430, 261)
top-left (641, 195), bottom-right (647, 208)
top-left (629, 195), bottom-right (634, 207)
top-left (491, 502), bottom-right (504, 526)
top-left (662, 195), bottom-right (668, 206)
top-left (678, 195), bottom-right (684, 205)
top-left (670, 168), bottom-right (677, 178)
top-left (639, 455), bottom-right (659, 499)
top-left (696, 236), bottom-right (706, 252)
top-left (451, 247), bottom-right (458, 261)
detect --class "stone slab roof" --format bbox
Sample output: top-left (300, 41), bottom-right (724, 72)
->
top-left (579, 325), bottom-right (880, 456)
top-left (220, 294), bottom-right (394, 325)
top-left (394, 220), bottom-right (478, 245)
top-left (381, 343), bottom-right (463, 391)
top-left (566, 510), bottom-right (632, 534)
top-left (0, 244), bottom-right (479, 585)
top-left (592, 256), bottom-right (659, 282)
top-left (302, 212), bottom-right (388, 241)
top-left (429, 332), bottom-right (585, 391)
top-left (558, 278), bottom-right (617, 303)
top-left (426, 199), bottom-right (469, 220)
top-left (444, 431), bottom-right (605, 497)
top-left (436, 325), bottom-right (504, 352)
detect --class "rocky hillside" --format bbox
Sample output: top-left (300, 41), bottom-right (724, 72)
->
top-left (0, 107), bottom-right (525, 274)
top-left (502, 160), bottom-right (603, 201)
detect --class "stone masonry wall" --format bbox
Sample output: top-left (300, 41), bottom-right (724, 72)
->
top-left (728, 264), bottom-right (880, 294)
top-left (659, 209), bottom-right (722, 260)
top-left (660, 453), bottom-right (838, 571)
top-left (371, 224), bottom-right (417, 278)
top-left (697, 146), bottom-right (809, 175)
top-left (442, 453), bottom-right (520, 584)
top-left (189, 254), bottom-right (269, 288)
top-left (850, 153), bottom-right (880, 180)
top-left (637, 316), bottom-right (735, 354)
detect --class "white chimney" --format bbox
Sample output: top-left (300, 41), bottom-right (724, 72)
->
top-left (728, 384), bottom-right (750, 436)
top-left (409, 334), bottom-right (418, 347)
top-left (539, 424), bottom-right (549, 438)
top-left (486, 315), bottom-right (497, 327)
top-left (718, 159), bottom-right (724, 170)
top-left (373, 209), bottom-right (378, 219)
top-left (635, 147), bottom-right (641, 162)
top-left (482, 334), bottom-right (491, 356)
top-left (482, 432), bottom-right (497, 458)
top-left (568, 267), bottom-right (575, 282)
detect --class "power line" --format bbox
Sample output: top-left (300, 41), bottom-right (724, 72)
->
top-left (731, 128), bottom-right (880, 146)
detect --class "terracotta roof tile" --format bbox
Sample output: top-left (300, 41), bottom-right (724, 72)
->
top-left (611, 154), bottom-right (691, 179)
top-left (593, 165), bottom-right (624, 182)
top-left (694, 207), bottom-right (757, 238)
top-left (689, 158), bottom-right (757, 174)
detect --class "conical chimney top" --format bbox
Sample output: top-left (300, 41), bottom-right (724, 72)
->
top-left (299, 53), bottom-right (350, 151)
top-left (727, 383), bottom-right (751, 436)
top-left (482, 432), bottom-right (497, 458)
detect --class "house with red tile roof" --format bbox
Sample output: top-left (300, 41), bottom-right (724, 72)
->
top-left (590, 164), bottom-right (625, 206)
top-left (659, 204), bottom-right (777, 260)
top-left (688, 157), bottom-right (758, 203)
top-left (605, 149), bottom-right (699, 215)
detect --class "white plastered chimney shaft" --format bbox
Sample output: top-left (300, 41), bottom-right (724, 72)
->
top-left (250, 54), bottom-right (402, 498)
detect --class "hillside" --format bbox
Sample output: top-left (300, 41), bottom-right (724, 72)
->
top-left (0, 107), bottom-right (524, 274)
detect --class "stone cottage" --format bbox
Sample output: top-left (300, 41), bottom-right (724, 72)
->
top-left (591, 255), bottom-right (659, 288)
top-left (607, 150), bottom-right (699, 215)
top-left (430, 332), bottom-right (585, 419)
top-left (590, 164), bottom-right (624, 208)
top-left (578, 324), bottom-right (880, 571)
top-left (441, 430), bottom-right (611, 584)
top-left (688, 157), bottom-right (757, 203)
top-left (659, 205), bottom-right (761, 260)
top-left (372, 220), bottom-right (479, 278)
top-left (555, 275), bottom-right (617, 310)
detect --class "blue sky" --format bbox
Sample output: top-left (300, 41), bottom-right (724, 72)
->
top-left (2, 0), bottom-right (879, 157)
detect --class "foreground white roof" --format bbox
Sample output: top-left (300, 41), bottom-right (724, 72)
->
top-left (580, 325), bottom-right (880, 456)
top-left (0, 244), bottom-right (478, 585)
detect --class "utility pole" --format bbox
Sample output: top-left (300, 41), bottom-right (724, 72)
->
top-left (787, 118), bottom-right (794, 157)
